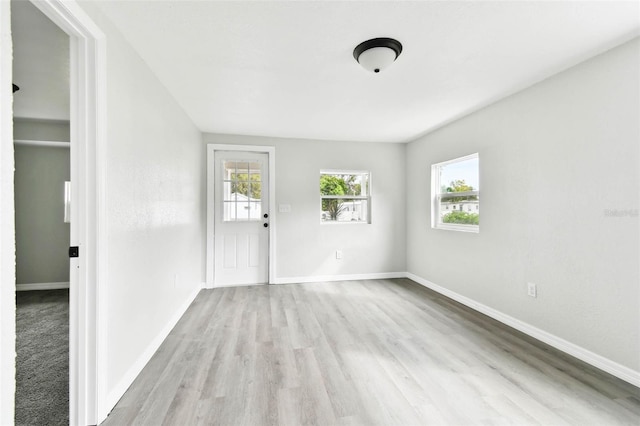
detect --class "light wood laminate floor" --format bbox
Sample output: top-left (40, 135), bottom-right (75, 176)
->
top-left (102, 279), bottom-right (640, 425)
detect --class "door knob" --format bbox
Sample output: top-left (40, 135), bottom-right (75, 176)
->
top-left (263, 223), bottom-right (268, 228)
top-left (263, 213), bottom-right (269, 219)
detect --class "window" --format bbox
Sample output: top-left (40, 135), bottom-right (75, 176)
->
top-left (320, 170), bottom-right (370, 223)
top-left (222, 160), bottom-right (262, 221)
top-left (431, 153), bottom-right (479, 232)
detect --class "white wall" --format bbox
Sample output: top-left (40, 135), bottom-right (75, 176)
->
top-left (0, 1), bottom-right (16, 422)
top-left (76, 1), bottom-right (205, 412)
top-left (204, 134), bottom-right (406, 281)
top-left (406, 38), bottom-right (639, 374)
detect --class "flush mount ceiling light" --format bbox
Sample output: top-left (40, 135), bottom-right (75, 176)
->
top-left (353, 37), bottom-right (403, 73)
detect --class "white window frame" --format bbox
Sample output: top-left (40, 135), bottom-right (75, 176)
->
top-left (431, 153), bottom-right (479, 233)
top-left (320, 169), bottom-right (371, 224)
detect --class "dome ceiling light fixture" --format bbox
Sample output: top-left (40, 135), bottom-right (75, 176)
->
top-left (353, 37), bottom-right (403, 73)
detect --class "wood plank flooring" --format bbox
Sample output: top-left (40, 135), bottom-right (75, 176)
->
top-left (102, 279), bottom-right (640, 425)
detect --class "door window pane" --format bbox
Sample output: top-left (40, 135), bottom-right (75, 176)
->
top-left (223, 160), bottom-right (263, 221)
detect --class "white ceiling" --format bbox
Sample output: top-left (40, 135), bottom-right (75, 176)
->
top-left (82, 2), bottom-right (640, 141)
top-left (11, 0), bottom-right (70, 121)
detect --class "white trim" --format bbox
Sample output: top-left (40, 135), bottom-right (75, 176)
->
top-left (405, 272), bottom-right (640, 388)
top-left (321, 195), bottom-right (369, 200)
top-left (14, 139), bottom-right (70, 148)
top-left (105, 285), bottom-right (201, 413)
top-left (0, 1), bottom-right (16, 422)
top-left (273, 272), bottom-right (406, 285)
top-left (206, 147), bottom-right (215, 287)
top-left (434, 223), bottom-right (480, 233)
top-left (16, 282), bottom-right (70, 291)
top-left (268, 149), bottom-right (276, 284)
top-left (206, 144), bottom-right (276, 288)
top-left (319, 221), bottom-right (370, 226)
top-left (320, 169), bottom-right (370, 176)
top-left (28, 1), bottom-right (108, 424)
top-left (440, 190), bottom-right (478, 199)
top-left (212, 282), bottom-right (268, 289)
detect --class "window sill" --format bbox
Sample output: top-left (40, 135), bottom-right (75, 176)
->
top-left (321, 221), bottom-right (370, 225)
top-left (433, 223), bottom-right (479, 233)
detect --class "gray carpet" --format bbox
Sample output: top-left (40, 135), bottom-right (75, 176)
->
top-left (15, 289), bottom-right (69, 426)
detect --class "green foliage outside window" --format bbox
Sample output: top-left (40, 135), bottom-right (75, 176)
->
top-left (442, 211), bottom-right (479, 225)
top-left (442, 179), bottom-right (478, 202)
top-left (320, 174), bottom-right (366, 221)
top-left (231, 173), bottom-right (261, 199)
top-left (320, 175), bottom-right (346, 220)
top-left (441, 179), bottom-right (479, 225)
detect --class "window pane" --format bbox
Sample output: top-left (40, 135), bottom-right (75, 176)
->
top-left (321, 199), bottom-right (368, 223)
top-left (432, 154), bottom-right (480, 230)
top-left (223, 161), bottom-right (235, 179)
top-left (320, 173), bottom-right (369, 195)
top-left (223, 201), bottom-right (237, 221)
top-left (440, 157), bottom-right (479, 193)
top-left (234, 201), bottom-right (250, 220)
top-left (234, 162), bottom-right (249, 181)
top-left (440, 195), bottom-right (479, 225)
top-left (320, 171), bottom-right (370, 223)
top-left (249, 162), bottom-right (261, 181)
top-left (223, 182), bottom-right (236, 201)
top-left (250, 182), bottom-right (261, 200)
top-left (223, 160), bottom-right (263, 222)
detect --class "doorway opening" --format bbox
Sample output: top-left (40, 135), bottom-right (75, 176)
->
top-left (12, 1), bottom-right (71, 423)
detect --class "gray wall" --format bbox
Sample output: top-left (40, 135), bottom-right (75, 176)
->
top-left (406, 38), bottom-right (639, 372)
top-left (14, 118), bottom-right (70, 141)
top-left (14, 142), bottom-right (70, 284)
top-left (11, 0), bottom-right (70, 121)
top-left (14, 119), bottom-right (70, 285)
top-left (203, 133), bottom-right (407, 280)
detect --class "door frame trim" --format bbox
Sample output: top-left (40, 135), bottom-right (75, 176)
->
top-left (0, 2), bottom-right (15, 422)
top-left (25, 1), bottom-right (108, 423)
top-left (206, 144), bottom-right (276, 288)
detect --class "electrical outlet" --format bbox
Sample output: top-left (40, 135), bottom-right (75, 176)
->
top-left (336, 250), bottom-right (343, 260)
top-left (527, 282), bottom-right (537, 298)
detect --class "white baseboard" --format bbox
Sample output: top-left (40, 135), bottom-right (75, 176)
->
top-left (209, 282), bottom-right (267, 289)
top-left (105, 284), bottom-right (202, 413)
top-left (273, 272), bottom-right (406, 285)
top-left (405, 272), bottom-right (640, 388)
top-left (16, 282), bottom-right (69, 291)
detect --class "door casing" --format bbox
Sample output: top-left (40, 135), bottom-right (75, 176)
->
top-left (14, 1), bottom-right (108, 424)
top-left (206, 144), bottom-right (276, 288)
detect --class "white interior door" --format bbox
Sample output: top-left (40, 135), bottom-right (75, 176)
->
top-left (214, 151), bottom-right (269, 286)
